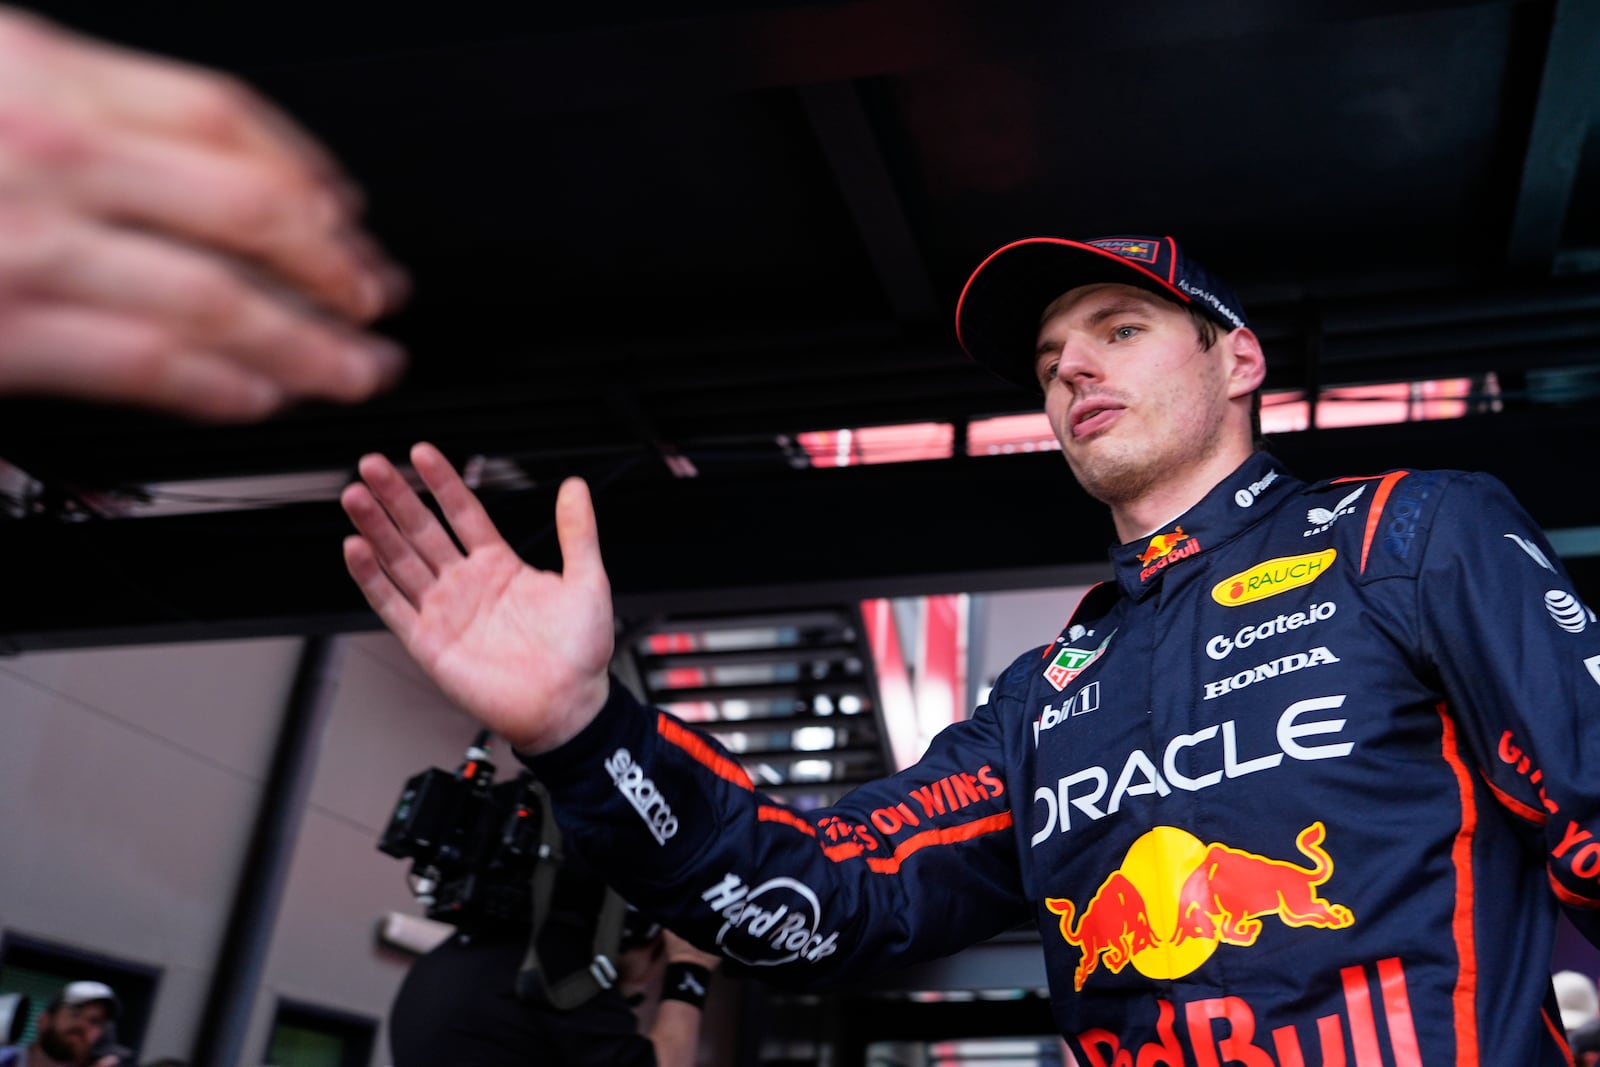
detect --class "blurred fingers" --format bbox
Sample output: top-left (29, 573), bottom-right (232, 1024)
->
top-left (0, 203), bottom-right (404, 402)
top-left (0, 7), bottom-right (350, 202)
top-left (66, 124), bottom-right (395, 321)
top-left (0, 303), bottom-right (286, 420)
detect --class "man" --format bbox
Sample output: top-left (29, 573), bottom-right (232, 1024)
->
top-left (0, 5), bottom-right (406, 420)
top-left (0, 981), bottom-right (119, 1067)
top-left (1558, 970), bottom-right (1600, 1066)
top-left (343, 235), bottom-right (1600, 1064)
top-left (390, 923), bottom-right (720, 1067)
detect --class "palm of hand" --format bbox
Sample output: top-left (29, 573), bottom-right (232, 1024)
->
top-left (343, 447), bottom-right (616, 753)
top-left (407, 542), bottom-right (614, 749)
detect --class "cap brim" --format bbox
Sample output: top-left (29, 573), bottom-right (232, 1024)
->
top-left (955, 238), bottom-right (1190, 394)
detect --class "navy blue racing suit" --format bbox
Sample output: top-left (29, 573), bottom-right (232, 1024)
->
top-left (522, 452), bottom-right (1600, 1066)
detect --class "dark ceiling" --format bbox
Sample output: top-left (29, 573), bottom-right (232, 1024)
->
top-left (3, 0), bottom-right (1599, 650)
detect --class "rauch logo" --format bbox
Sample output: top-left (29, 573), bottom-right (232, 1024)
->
top-left (1211, 550), bottom-right (1336, 607)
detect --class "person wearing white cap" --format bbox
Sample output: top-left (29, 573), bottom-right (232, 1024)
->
top-left (1557, 970), bottom-right (1600, 1034)
top-left (1560, 970), bottom-right (1600, 1066)
top-left (0, 981), bottom-right (119, 1067)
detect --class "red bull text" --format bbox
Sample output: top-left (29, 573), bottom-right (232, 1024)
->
top-left (1073, 956), bottom-right (1421, 1067)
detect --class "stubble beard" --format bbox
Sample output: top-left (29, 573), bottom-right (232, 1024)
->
top-left (38, 1027), bottom-right (82, 1062)
top-left (1063, 439), bottom-right (1165, 507)
top-left (1059, 403), bottom-right (1227, 510)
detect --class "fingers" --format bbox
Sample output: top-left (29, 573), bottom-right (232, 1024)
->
top-left (344, 446), bottom-right (609, 625)
top-left (0, 303), bottom-right (286, 420)
top-left (342, 531), bottom-right (419, 636)
top-left (78, 125), bottom-right (395, 321)
top-left (50, 21), bottom-right (349, 186)
top-left (0, 109), bottom-right (393, 322)
top-left (555, 477), bottom-right (610, 592)
top-left (410, 442), bottom-right (506, 552)
top-left (0, 7), bottom-right (354, 215)
top-left (0, 203), bottom-right (403, 406)
top-left (0, 8), bottom-right (407, 334)
top-left (343, 453), bottom-right (464, 598)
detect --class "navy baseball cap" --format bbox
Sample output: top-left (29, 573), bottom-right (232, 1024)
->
top-left (955, 235), bottom-right (1251, 393)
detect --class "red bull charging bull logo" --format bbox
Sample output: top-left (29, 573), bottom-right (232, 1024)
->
top-left (1045, 823), bottom-right (1354, 990)
top-left (1137, 527), bottom-right (1188, 565)
top-left (1137, 528), bottom-right (1202, 582)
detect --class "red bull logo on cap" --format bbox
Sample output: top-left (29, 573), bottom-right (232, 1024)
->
top-left (1090, 238), bottom-right (1160, 263)
top-left (1045, 822), bottom-right (1354, 991)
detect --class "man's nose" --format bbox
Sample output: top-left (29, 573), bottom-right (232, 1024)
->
top-left (1049, 333), bottom-right (1101, 384)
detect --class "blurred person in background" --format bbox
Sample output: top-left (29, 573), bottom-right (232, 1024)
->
top-left (0, 980), bottom-right (120, 1067)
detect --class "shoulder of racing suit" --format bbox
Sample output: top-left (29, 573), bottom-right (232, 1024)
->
top-left (1276, 466), bottom-right (1477, 588)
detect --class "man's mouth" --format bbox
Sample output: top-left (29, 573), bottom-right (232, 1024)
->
top-left (1070, 401), bottom-right (1125, 440)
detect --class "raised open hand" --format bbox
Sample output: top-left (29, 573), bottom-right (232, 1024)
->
top-left (341, 442), bottom-right (614, 752)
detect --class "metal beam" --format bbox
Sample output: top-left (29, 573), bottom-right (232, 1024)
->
top-left (189, 637), bottom-right (346, 1067)
top-left (798, 82), bottom-right (939, 322)
top-left (3, 407), bottom-right (1600, 651)
top-left (1506, 0), bottom-right (1600, 272)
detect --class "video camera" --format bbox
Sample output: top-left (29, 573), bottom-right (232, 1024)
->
top-left (378, 730), bottom-right (548, 927)
top-left (379, 731), bottom-right (663, 1008)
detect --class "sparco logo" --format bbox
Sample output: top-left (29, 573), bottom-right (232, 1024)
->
top-left (1206, 602), bottom-right (1336, 660)
top-left (605, 748), bottom-right (678, 844)
top-left (1233, 469), bottom-right (1280, 508)
top-left (701, 873), bottom-right (840, 966)
top-left (1202, 646), bottom-right (1340, 700)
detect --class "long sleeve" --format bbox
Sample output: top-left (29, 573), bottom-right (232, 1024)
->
top-left (1412, 472), bottom-right (1600, 939)
top-left (520, 678), bottom-right (1030, 985)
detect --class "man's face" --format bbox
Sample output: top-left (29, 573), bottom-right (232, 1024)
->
top-left (1034, 283), bottom-right (1232, 509)
top-left (36, 1002), bottom-right (109, 1064)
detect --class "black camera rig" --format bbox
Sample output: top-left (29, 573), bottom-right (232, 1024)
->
top-left (378, 729), bottom-right (547, 927)
top-left (377, 731), bottom-right (649, 1009)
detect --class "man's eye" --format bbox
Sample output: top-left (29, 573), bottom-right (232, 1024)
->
top-left (1038, 361), bottom-right (1058, 386)
top-left (1112, 325), bottom-right (1140, 341)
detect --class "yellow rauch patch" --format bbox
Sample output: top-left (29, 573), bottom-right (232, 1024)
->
top-left (1211, 549), bottom-right (1337, 607)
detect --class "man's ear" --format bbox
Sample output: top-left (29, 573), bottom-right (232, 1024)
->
top-left (1223, 327), bottom-right (1267, 400)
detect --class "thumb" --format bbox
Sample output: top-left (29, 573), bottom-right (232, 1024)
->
top-left (555, 477), bottom-right (608, 589)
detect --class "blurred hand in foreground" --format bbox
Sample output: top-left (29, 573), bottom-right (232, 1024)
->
top-left (0, 5), bottom-right (408, 419)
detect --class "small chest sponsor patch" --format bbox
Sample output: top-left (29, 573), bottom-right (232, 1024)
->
top-left (1212, 550), bottom-right (1336, 607)
top-left (1044, 632), bottom-right (1115, 692)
